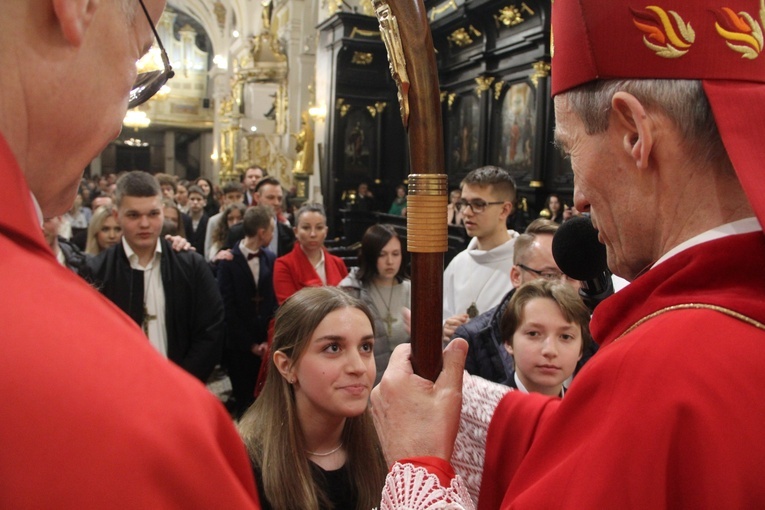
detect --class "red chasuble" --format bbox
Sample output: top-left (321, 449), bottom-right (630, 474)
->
top-left (478, 232), bottom-right (765, 509)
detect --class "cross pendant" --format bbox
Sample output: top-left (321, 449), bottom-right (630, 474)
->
top-left (383, 313), bottom-right (395, 337)
top-left (142, 304), bottom-right (157, 336)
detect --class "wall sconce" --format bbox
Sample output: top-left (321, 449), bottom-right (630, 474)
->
top-left (308, 105), bottom-right (327, 122)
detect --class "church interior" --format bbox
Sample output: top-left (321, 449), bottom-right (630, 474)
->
top-left (104, 0), bottom-right (569, 242)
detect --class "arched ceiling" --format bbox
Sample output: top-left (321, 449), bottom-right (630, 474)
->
top-left (168, 0), bottom-right (264, 60)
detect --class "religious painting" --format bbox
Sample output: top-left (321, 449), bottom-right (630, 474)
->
top-left (446, 93), bottom-right (481, 176)
top-left (341, 108), bottom-right (376, 177)
top-left (495, 81), bottom-right (537, 183)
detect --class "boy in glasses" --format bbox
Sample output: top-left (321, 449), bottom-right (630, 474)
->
top-left (442, 166), bottom-right (519, 342)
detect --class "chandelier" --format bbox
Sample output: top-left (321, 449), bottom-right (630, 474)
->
top-left (123, 110), bottom-right (151, 130)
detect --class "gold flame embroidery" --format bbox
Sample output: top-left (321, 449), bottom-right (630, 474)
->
top-left (713, 2), bottom-right (765, 59)
top-left (632, 6), bottom-right (695, 58)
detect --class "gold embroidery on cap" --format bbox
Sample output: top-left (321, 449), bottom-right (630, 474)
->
top-left (632, 6), bottom-right (695, 58)
top-left (712, 4), bottom-right (764, 59)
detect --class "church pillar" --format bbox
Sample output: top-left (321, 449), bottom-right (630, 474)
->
top-left (164, 130), bottom-right (176, 176)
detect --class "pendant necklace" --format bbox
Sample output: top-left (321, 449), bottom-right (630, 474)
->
top-left (466, 275), bottom-right (494, 319)
top-left (306, 442), bottom-right (343, 457)
top-left (142, 263), bottom-right (157, 336)
top-left (371, 281), bottom-right (396, 336)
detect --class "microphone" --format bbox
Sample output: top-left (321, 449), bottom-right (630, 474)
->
top-left (552, 215), bottom-right (614, 312)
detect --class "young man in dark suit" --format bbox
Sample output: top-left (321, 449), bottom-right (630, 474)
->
top-left (216, 205), bottom-right (277, 417)
top-left (226, 177), bottom-right (295, 257)
top-left (81, 171), bottom-right (224, 383)
top-left (182, 184), bottom-right (210, 254)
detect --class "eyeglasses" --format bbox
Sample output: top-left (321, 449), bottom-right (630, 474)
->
top-left (128, 0), bottom-right (175, 109)
top-left (456, 199), bottom-right (505, 214)
top-left (517, 264), bottom-right (567, 281)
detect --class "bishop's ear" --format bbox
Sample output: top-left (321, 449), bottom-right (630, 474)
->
top-left (611, 91), bottom-right (653, 170)
top-left (52, 0), bottom-right (100, 47)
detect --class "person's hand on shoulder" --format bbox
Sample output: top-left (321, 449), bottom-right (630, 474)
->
top-left (212, 249), bottom-right (234, 262)
top-left (165, 235), bottom-right (193, 252)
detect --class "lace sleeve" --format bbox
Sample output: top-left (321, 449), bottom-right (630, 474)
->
top-left (381, 462), bottom-right (475, 510)
top-left (452, 373), bottom-right (512, 504)
top-left (380, 374), bottom-right (512, 510)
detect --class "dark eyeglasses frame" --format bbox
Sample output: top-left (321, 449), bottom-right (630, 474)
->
top-left (128, 0), bottom-right (175, 109)
top-left (457, 199), bottom-right (505, 214)
top-left (516, 263), bottom-right (566, 281)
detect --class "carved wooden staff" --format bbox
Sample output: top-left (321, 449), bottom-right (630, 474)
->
top-left (373, 0), bottom-right (446, 381)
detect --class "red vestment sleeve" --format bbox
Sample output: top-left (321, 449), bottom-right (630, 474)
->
top-left (478, 391), bottom-right (561, 510)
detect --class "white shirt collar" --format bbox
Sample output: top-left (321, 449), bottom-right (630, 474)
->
top-left (514, 372), bottom-right (565, 397)
top-left (239, 240), bottom-right (260, 257)
top-left (122, 237), bottom-right (163, 270)
top-left (513, 372), bottom-right (530, 394)
top-left (654, 217), bottom-right (762, 268)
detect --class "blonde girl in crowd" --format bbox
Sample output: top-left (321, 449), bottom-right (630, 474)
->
top-left (208, 202), bottom-right (246, 260)
top-left (85, 205), bottom-right (121, 256)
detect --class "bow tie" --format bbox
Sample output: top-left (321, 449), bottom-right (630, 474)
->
top-left (247, 251), bottom-right (261, 260)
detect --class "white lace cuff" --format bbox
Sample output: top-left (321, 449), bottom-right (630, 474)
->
top-left (452, 373), bottom-right (512, 504)
top-left (380, 374), bottom-right (511, 510)
top-left (380, 462), bottom-right (475, 510)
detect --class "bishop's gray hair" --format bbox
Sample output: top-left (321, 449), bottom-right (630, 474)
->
top-left (561, 79), bottom-right (733, 175)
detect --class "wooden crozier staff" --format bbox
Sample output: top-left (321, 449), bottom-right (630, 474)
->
top-left (373, 0), bottom-right (446, 381)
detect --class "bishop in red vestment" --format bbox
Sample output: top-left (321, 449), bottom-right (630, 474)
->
top-left (369, 0), bottom-right (765, 508)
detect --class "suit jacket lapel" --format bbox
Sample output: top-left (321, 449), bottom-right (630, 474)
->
top-left (232, 243), bottom-right (258, 291)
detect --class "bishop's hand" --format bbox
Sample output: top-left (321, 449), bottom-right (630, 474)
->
top-left (371, 339), bottom-right (468, 467)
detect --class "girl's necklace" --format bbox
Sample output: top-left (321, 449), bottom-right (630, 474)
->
top-left (305, 442), bottom-right (343, 457)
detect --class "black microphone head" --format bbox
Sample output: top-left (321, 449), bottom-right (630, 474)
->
top-left (552, 216), bottom-right (608, 281)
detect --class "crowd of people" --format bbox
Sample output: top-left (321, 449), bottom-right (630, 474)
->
top-left (4, 0), bottom-right (765, 507)
top-left (30, 156), bottom-right (661, 507)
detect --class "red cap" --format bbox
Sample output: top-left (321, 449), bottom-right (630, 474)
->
top-left (552, 0), bottom-right (765, 227)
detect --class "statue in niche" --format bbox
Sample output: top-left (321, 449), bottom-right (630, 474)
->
top-left (293, 112), bottom-right (314, 175)
top-left (262, 0), bottom-right (273, 32)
